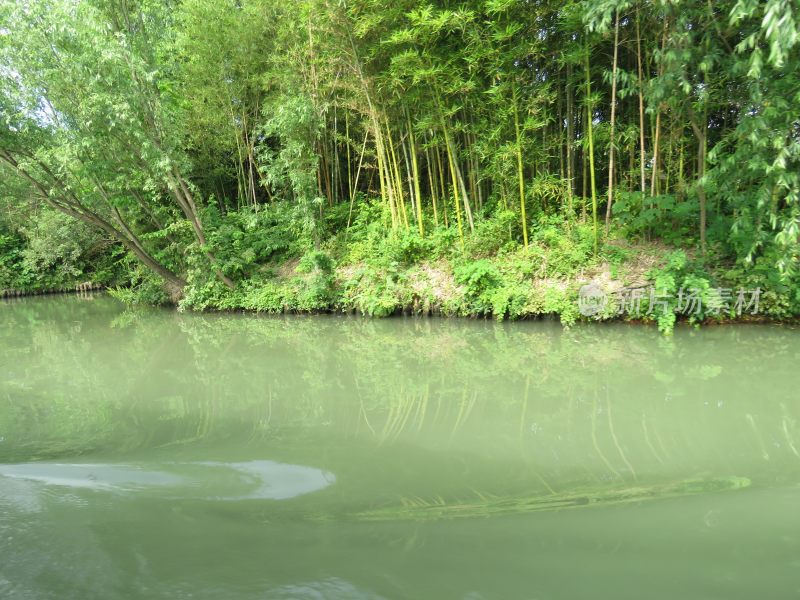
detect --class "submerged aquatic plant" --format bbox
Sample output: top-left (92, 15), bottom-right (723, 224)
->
top-left (348, 476), bottom-right (752, 522)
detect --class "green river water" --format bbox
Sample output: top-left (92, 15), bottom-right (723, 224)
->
top-left (1, 295), bottom-right (799, 599)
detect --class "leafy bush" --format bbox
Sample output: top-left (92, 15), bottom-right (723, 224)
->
top-left (109, 265), bottom-right (171, 306)
top-left (0, 232), bottom-right (32, 289)
top-left (204, 203), bottom-right (300, 279)
top-left (242, 280), bottom-right (290, 313)
top-left (613, 192), bottom-right (700, 245)
top-left (645, 251), bottom-right (715, 333)
top-left (0, 208), bottom-right (121, 292)
top-left (464, 209), bottom-right (517, 257)
top-left (454, 259), bottom-right (502, 315)
top-left (294, 250), bottom-right (336, 310)
top-left (341, 265), bottom-right (402, 317)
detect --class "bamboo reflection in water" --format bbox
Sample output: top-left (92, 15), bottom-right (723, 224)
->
top-left (781, 405), bottom-right (800, 458)
top-left (591, 388), bottom-right (624, 481)
top-left (606, 386), bottom-right (637, 481)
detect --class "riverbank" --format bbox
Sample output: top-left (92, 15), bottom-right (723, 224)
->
top-left (114, 225), bottom-right (798, 333)
top-left (1, 282), bottom-right (105, 299)
top-left (5, 208), bottom-right (799, 333)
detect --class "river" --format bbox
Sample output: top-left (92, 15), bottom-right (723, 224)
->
top-left (1, 295), bottom-right (798, 599)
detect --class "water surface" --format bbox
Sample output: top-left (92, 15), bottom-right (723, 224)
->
top-left (1, 295), bottom-right (799, 599)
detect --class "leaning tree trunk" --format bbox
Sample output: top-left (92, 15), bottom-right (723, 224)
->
top-left (0, 150), bottom-right (187, 301)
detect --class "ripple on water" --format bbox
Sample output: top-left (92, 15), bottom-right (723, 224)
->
top-left (0, 460), bottom-right (336, 502)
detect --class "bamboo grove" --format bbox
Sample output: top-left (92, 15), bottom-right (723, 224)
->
top-left (0, 0), bottom-right (799, 301)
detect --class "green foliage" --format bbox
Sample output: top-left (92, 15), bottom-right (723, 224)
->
top-left (464, 209), bottom-right (518, 257)
top-left (205, 204), bottom-right (299, 277)
top-left (722, 251), bottom-right (800, 319)
top-left (294, 250), bottom-right (336, 310)
top-left (454, 260), bottom-right (502, 315)
top-left (341, 265), bottom-right (404, 317)
top-left (108, 266), bottom-right (171, 307)
top-left (0, 231), bottom-right (31, 290)
top-left (20, 211), bottom-right (102, 282)
top-left (647, 251), bottom-right (686, 333)
top-left (241, 279), bottom-right (290, 313)
top-left (256, 93), bottom-right (324, 240)
top-left (0, 208), bottom-right (120, 291)
top-left (342, 204), bottom-right (440, 268)
top-left (644, 251), bottom-right (716, 333)
top-left (529, 217), bottom-right (598, 276)
top-left (296, 250), bottom-right (332, 274)
top-left (0, 0), bottom-right (798, 329)
top-left (613, 192), bottom-right (699, 244)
